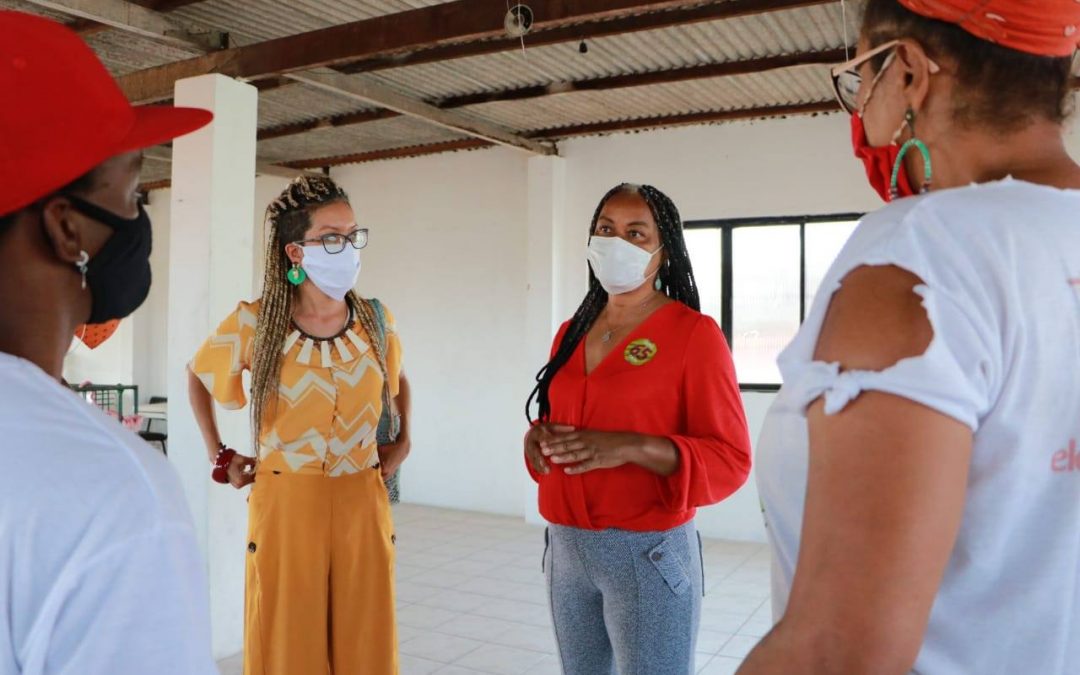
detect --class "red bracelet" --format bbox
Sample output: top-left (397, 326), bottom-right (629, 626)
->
top-left (212, 443), bottom-right (237, 484)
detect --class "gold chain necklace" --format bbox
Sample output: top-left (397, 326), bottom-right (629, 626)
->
top-left (600, 294), bottom-right (662, 344)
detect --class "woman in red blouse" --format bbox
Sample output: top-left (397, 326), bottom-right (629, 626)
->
top-left (524, 184), bottom-right (752, 674)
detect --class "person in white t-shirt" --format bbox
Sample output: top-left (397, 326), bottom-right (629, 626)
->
top-left (743, 1), bottom-right (1080, 673)
top-left (0, 11), bottom-right (216, 675)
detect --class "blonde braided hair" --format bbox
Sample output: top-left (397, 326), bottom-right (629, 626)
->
top-left (251, 175), bottom-right (392, 446)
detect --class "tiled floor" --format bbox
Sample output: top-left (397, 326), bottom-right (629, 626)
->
top-left (218, 504), bottom-right (771, 675)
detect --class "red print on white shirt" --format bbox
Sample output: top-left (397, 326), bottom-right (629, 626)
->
top-left (1052, 438), bottom-right (1079, 473)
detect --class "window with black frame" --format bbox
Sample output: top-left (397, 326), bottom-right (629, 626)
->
top-left (684, 214), bottom-right (863, 391)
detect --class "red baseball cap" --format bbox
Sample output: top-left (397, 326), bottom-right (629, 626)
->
top-left (0, 11), bottom-right (213, 216)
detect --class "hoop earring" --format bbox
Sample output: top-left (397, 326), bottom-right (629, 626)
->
top-left (75, 250), bottom-right (89, 290)
top-left (287, 262), bottom-right (306, 286)
top-left (890, 109), bottom-right (932, 200)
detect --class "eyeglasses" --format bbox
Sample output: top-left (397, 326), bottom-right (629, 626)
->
top-left (830, 40), bottom-right (902, 115)
top-left (295, 227), bottom-right (368, 254)
top-left (830, 40), bottom-right (941, 116)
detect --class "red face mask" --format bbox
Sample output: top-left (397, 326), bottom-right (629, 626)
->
top-left (74, 319), bottom-right (121, 350)
top-left (850, 112), bottom-right (914, 203)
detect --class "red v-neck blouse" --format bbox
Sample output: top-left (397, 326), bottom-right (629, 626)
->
top-left (527, 302), bottom-right (752, 531)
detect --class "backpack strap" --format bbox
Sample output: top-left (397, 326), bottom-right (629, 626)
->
top-left (369, 297), bottom-right (389, 351)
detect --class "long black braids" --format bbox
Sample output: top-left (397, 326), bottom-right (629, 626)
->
top-left (525, 183), bottom-right (700, 423)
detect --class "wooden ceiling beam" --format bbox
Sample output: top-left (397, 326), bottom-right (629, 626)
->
top-left (284, 71), bottom-right (556, 156)
top-left (143, 148), bottom-right (320, 180)
top-left (264, 101), bottom-right (841, 172)
top-left (528, 100), bottom-right (841, 139)
top-left (117, 0), bottom-right (831, 104)
top-left (253, 49), bottom-right (841, 142)
top-left (336, 0), bottom-right (833, 75)
top-left (436, 49), bottom-right (845, 109)
top-left (257, 109), bottom-right (401, 141)
top-left (280, 139), bottom-right (496, 170)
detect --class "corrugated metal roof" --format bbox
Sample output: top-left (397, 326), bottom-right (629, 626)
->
top-left (363, 5), bottom-right (855, 102)
top-left (140, 154), bottom-right (173, 184)
top-left (258, 83), bottom-right (378, 129)
top-left (5, 0), bottom-right (867, 171)
top-left (466, 66), bottom-right (834, 133)
top-left (170, 0), bottom-right (462, 43)
top-left (256, 116), bottom-right (467, 163)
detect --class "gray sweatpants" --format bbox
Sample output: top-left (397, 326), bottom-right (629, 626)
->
top-left (544, 521), bottom-right (704, 675)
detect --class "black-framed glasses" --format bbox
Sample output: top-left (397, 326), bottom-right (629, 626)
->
top-left (295, 227), bottom-right (368, 254)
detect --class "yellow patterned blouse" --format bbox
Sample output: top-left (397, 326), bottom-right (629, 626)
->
top-left (191, 300), bottom-right (402, 477)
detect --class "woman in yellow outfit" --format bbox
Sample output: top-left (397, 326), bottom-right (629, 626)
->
top-left (187, 175), bottom-right (410, 675)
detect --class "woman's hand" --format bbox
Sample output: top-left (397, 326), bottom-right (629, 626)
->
top-left (542, 429), bottom-right (681, 476)
top-left (378, 438), bottom-right (411, 479)
top-left (226, 454), bottom-right (257, 489)
top-left (524, 424), bottom-right (574, 475)
top-left (540, 429), bottom-right (636, 475)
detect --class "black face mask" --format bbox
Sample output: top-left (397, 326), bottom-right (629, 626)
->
top-left (66, 195), bottom-right (153, 324)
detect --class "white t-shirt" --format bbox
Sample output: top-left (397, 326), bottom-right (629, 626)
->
top-left (0, 353), bottom-right (216, 675)
top-left (757, 179), bottom-right (1080, 674)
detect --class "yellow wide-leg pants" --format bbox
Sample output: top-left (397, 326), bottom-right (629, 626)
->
top-left (243, 466), bottom-right (397, 675)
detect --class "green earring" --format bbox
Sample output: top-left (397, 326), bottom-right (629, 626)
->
top-left (287, 263), bottom-right (306, 286)
top-left (890, 109), bottom-right (932, 201)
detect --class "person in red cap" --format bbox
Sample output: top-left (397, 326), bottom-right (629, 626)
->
top-left (742, 1), bottom-right (1080, 673)
top-left (0, 10), bottom-right (216, 675)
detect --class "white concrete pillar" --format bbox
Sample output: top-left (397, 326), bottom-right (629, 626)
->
top-left (524, 155), bottom-right (566, 524)
top-left (167, 74), bottom-right (258, 660)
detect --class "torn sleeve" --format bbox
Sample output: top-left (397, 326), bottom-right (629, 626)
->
top-left (782, 219), bottom-right (999, 433)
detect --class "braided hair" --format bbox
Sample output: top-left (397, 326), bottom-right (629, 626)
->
top-left (525, 184), bottom-right (700, 423)
top-left (251, 175), bottom-right (392, 444)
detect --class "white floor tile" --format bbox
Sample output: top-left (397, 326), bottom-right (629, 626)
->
top-left (737, 618), bottom-right (772, 638)
top-left (397, 605), bottom-right (461, 630)
top-left (398, 581), bottom-right (443, 604)
top-left (217, 653), bottom-right (242, 675)
top-left (453, 644), bottom-right (547, 675)
top-left (401, 654), bottom-right (444, 675)
top-left (471, 599), bottom-right (551, 627)
top-left (699, 609), bottom-right (752, 634)
top-left (524, 655), bottom-right (563, 675)
top-left (489, 621), bottom-right (557, 654)
top-left (699, 655), bottom-right (743, 675)
top-left (398, 623), bottom-right (426, 644)
top-left (695, 629), bottom-right (735, 655)
top-left (433, 614), bottom-right (522, 641)
top-left (418, 589), bottom-right (492, 613)
top-left (718, 634), bottom-right (761, 659)
top-left (401, 632), bottom-right (484, 663)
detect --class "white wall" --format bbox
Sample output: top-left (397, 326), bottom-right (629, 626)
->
top-left (130, 191), bottom-right (173, 404)
top-left (64, 319), bottom-right (134, 387)
top-left (332, 149), bottom-right (533, 516)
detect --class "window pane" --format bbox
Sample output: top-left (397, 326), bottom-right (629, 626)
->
top-left (733, 225), bottom-right (800, 384)
top-left (804, 220), bottom-right (859, 313)
top-left (684, 228), bottom-right (723, 323)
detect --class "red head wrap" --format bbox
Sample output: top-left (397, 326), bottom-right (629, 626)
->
top-left (898, 0), bottom-right (1080, 56)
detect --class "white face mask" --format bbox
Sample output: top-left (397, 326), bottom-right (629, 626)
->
top-left (587, 236), bottom-right (663, 296)
top-left (301, 245), bottom-right (361, 300)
